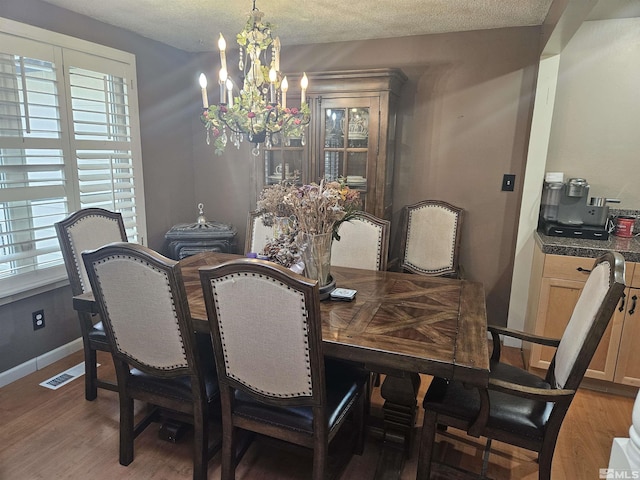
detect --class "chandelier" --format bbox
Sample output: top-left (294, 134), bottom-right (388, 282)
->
top-left (199, 1), bottom-right (311, 156)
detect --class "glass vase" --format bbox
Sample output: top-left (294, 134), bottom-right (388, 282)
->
top-left (300, 232), bottom-right (333, 287)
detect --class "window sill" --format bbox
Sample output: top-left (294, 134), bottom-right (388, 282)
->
top-left (0, 266), bottom-right (69, 306)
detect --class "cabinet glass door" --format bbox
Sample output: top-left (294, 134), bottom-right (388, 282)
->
top-left (320, 98), bottom-right (376, 210)
top-left (264, 137), bottom-right (306, 186)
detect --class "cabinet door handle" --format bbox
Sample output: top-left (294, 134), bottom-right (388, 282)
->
top-left (629, 295), bottom-right (637, 315)
top-left (576, 267), bottom-right (592, 273)
top-left (619, 292), bottom-right (627, 312)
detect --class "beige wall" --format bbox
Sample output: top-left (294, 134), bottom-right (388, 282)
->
top-left (0, 0), bottom-right (542, 374)
top-left (193, 27), bottom-right (541, 324)
top-left (0, 0), bottom-right (199, 372)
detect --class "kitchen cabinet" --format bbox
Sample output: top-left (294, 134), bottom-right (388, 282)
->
top-left (524, 247), bottom-right (636, 383)
top-left (260, 69), bottom-right (406, 220)
top-left (613, 265), bottom-right (640, 386)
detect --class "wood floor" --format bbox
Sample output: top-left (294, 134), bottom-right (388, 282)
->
top-left (0, 347), bottom-right (635, 479)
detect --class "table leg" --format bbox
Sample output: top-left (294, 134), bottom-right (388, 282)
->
top-left (373, 372), bottom-right (421, 479)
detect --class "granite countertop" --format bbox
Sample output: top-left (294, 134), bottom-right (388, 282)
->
top-left (535, 231), bottom-right (640, 263)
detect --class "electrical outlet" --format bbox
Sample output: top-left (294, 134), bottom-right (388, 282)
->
top-left (502, 174), bottom-right (516, 192)
top-left (32, 310), bottom-right (45, 330)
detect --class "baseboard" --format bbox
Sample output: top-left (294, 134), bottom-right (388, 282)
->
top-left (0, 338), bottom-right (83, 388)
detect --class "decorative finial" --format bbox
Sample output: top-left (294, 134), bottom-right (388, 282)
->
top-left (197, 203), bottom-right (207, 224)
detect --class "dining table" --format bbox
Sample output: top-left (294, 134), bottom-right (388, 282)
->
top-left (73, 250), bottom-right (490, 479)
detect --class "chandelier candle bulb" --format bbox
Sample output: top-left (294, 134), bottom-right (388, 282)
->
top-left (269, 68), bottom-right (277, 104)
top-left (301, 73), bottom-right (308, 105)
top-left (218, 34), bottom-right (227, 72)
top-left (226, 79), bottom-right (234, 108)
top-left (281, 76), bottom-right (288, 109)
top-left (199, 74), bottom-right (208, 108)
top-left (219, 68), bottom-right (227, 104)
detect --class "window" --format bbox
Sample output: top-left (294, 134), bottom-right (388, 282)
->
top-left (0, 19), bottom-right (146, 299)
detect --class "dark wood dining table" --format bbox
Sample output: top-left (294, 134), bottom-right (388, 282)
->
top-left (74, 251), bottom-right (489, 479)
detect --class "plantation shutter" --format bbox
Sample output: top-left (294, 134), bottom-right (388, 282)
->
top-left (0, 22), bottom-right (145, 295)
top-left (63, 50), bottom-right (141, 241)
top-left (0, 34), bottom-right (68, 279)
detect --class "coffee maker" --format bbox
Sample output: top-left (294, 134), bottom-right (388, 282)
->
top-left (539, 176), bottom-right (610, 240)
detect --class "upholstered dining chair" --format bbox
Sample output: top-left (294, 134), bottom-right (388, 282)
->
top-left (400, 200), bottom-right (464, 278)
top-left (82, 242), bottom-right (220, 480)
top-left (199, 258), bottom-right (367, 480)
top-left (55, 207), bottom-right (128, 400)
top-left (416, 251), bottom-right (626, 480)
top-left (244, 210), bottom-right (273, 255)
top-left (331, 211), bottom-right (390, 271)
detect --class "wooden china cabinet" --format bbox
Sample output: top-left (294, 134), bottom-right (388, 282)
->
top-left (261, 68), bottom-right (406, 220)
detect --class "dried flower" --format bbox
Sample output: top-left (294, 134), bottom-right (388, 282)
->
top-left (258, 179), bottom-right (360, 237)
top-left (256, 179), bottom-right (361, 271)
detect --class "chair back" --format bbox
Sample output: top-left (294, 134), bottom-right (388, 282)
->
top-left (245, 210), bottom-right (273, 255)
top-left (200, 259), bottom-right (324, 406)
top-left (331, 211), bottom-right (390, 271)
top-left (55, 208), bottom-right (128, 296)
top-left (82, 242), bottom-right (197, 377)
top-left (551, 251), bottom-right (626, 389)
top-left (401, 200), bottom-right (463, 276)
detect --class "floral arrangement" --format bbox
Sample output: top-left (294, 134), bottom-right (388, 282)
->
top-left (255, 180), bottom-right (361, 270)
top-left (284, 181), bottom-right (361, 237)
top-left (257, 179), bottom-right (361, 238)
top-left (261, 231), bottom-right (300, 268)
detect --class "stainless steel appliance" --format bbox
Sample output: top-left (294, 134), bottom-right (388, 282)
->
top-left (539, 177), bottom-right (614, 240)
top-left (557, 178), bottom-right (589, 226)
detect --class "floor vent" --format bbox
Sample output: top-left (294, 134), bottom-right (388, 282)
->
top-left (39, 362), bottom-right (99, 390)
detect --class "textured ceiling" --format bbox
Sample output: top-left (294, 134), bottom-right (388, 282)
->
top-left (38, 0), bottom-right (556, 52)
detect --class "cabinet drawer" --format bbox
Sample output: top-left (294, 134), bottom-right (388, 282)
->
top-left (542, 254), bottom-right (594, 282)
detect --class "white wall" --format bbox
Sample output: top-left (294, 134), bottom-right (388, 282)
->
top-left (507, 15), bottom-right (640, 338)
top-left (546, 17), bottom-right (640, 208)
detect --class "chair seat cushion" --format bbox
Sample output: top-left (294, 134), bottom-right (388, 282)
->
top-left (423, 361), bottom-right (553, 441)
top-left (87, 321), bottom-right (110, 348)
top-left (233, 359), bottom-right (367, 435)
top-left (129, 333), bottom-right (219, 403)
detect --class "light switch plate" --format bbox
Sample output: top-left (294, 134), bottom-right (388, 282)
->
top-left (502, 174), bottom-right (516, 192)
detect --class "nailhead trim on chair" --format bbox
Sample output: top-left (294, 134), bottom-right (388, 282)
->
top-left (92, 254), bottom-right (188, 370)
top-left (360, 217), bottom-right (384, 270)
top-left (211, 272), bottom-right (313, 397)
top-left (405, 204), bottom-right (459, 275)
top-left (68, 214), bottom-right (122, 293)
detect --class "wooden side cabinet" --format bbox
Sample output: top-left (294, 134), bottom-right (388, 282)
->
top-left (524, 247), bottom-right (635, 383)
top-left (613, 265), bottom-right (640, 386)
top-left (262, 69), bottom-right (406, 220)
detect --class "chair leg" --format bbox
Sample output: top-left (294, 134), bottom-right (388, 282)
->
top-left (312, 439), bottom-right (328, 480)
top-left (537, 449), bottom-right (553, 480)
top-left (192, 409), bottom-right (209, 480)
top-left (480, 438), bottom-right (492, 479)
top-left (119, 395), bottom-right (135, 466)
top-left (416, 409), bottom-right (438, 480)
top-left (221, 424), bottom-right (236, 480)
top-left (84, 344), bottom-right (98, 401)
top-left (354, 392), bottom-right (365, 455)
top-left (78, 311), bottom-right (99, 401)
